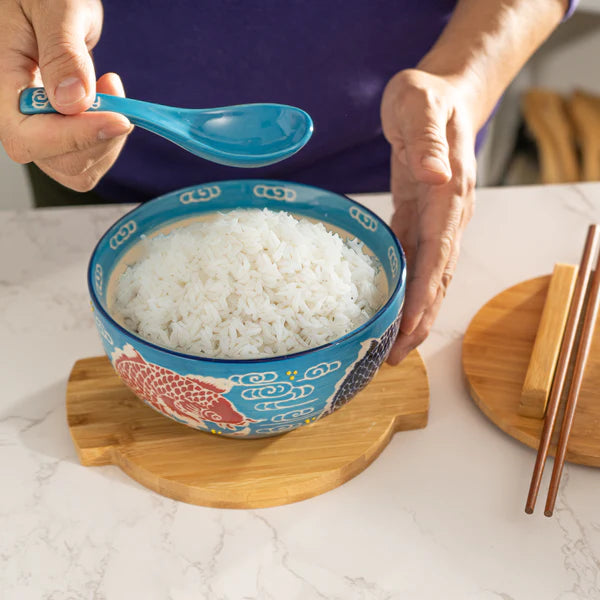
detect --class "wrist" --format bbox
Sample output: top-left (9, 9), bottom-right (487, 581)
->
top-left (416, 53), bottom-right (489, 131)
top-left (415, 0), bottom-right (568, 131)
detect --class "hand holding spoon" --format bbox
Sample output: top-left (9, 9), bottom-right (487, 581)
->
top-left (20, 87), bottom-right (313, 168)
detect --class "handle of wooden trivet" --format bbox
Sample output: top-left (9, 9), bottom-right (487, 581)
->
top-left (518, 263), bottom-right (578, 419)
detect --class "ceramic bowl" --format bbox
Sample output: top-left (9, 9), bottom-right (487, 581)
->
top-left (88, 180), bottom-right (406, 438)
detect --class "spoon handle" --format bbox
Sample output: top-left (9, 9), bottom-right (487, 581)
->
top-left (19, 87), bottom-right (173, 131)
top-left (19, 86), bottom-right (313, 168)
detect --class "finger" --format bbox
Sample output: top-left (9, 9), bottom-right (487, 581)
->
top-left (389, 186), bottom-right (474, 366)
top-left (400, 92), bottom-right (452, 185)
top-left (0, 6), bottom-right (41, 138)
top-left (36, 73), bottom-right (131, 177)
top-left (400, 109), bottom-right (476, 336)
top-left (4, 70), bottom-right (129, 163)
top-left (394, 216), bottom-right (465, 362)
top-left (399, 188), bottom-right (462, 336)
top-left (392, 207), bottom-right (417, 276)
top-left (423, 114), bottom-right (475, 300)
top-left (445, 113), bottom-right (477, 226)
top-left (30, 0), bottom-right (103, 113)
top-left (96, 71), bottom-right (126, 99)
top-left (443, 226), bottom-right (463, 291)
top-left (40, 131), bottom-right (127, 177)
top-left (387, 284), bottom-right (445, 365)
top-left (3, 109), bottom-right (131, 164)
top-left (390, 152), bottom-right (419, 271)
top-left (37, 138), bottom-right (123, 193)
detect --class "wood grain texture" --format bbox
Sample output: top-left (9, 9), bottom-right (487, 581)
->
top-left (463, 275), bottom-right (600, 467)
top-left (519, 263), bottom-right (578, 418)
top-left (523, 89), bottom-right (579, 184)
top-left (545, 256), bottom-right (600, 516)
top-left (67, 352), bottom-right (429, 508)
top-left (524, 226), bottom-right (599, 514)
top-left (568, 90), bottom-right (600, 182)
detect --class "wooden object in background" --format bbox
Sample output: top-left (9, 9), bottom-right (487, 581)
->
top-left (523, 89), bottom-right (579, 184)
top-left (518, 263), bottom-right (578, 419)
top-left (66, 352), bottom-right (429, 509)
top-left (462, 275), bottom-right (600, 467)
top-left (568, 90), bottom-right (600, 182)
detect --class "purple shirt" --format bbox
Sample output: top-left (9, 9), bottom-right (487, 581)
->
top-left (93, 0), bottom-right (577, 203)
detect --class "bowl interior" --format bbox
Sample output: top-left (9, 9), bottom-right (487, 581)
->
top-left (89, 180), bottom-right (405, 358)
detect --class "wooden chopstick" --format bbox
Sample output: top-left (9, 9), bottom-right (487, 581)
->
top-left (544, 237), bottom-right (600, 516)
top-left (525, 224), bottom-right (600, 514)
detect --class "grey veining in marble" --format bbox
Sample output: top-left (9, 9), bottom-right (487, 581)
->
top-left (1, 186), bottom-right (600, 599)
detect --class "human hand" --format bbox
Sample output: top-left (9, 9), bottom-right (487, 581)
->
top-left (381, 69), bottom-right (477, 364)
top-left (0, 0), bottom-right (132, 192)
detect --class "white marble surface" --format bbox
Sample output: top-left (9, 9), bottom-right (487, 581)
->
top-left (1, 184), bottom-right (600, 599)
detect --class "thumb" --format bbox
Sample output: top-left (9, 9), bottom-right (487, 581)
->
top-left (402, 105), bottom-right (452, 185)
top-left (33, 1), bottom-right (100, 114)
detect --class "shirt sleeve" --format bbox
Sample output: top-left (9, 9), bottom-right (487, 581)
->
top-left (564, 0), bottom-right (579, 19)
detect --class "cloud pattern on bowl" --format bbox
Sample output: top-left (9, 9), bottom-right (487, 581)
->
top-left (88, 180), bottom-right (406, 438)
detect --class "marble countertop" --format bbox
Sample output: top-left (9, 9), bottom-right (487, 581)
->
top-left (1, 183), bottom-right (600, 599)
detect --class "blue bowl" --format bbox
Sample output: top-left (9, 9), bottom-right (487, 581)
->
top-left (88, 180), bottom-right (406, 438)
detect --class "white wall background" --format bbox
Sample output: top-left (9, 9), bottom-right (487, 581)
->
top-left (1, 3), bottom-right (599, 211)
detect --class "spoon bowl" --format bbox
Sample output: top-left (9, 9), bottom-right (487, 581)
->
top-left (19, 88), bottom-right (313, 168)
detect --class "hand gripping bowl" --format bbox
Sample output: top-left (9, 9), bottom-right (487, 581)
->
top-left (88, 180), bottom-right (406, 439)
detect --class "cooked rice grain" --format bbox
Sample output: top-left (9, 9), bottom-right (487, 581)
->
top-left (113, 208), bottom-right (382, 359)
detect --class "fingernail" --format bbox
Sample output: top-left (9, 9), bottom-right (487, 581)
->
top-left (421, 156), bottom-right (449, 175)
top-left (55, 77), bottom-right (86, 106)
top-left (98, 121), bottom-right (132, 141)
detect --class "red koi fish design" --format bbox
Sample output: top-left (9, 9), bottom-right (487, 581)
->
top-left (112, 345), bottom-right (254, 430)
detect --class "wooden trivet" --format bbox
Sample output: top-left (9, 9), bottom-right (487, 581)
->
top-left (67, 351), bottom-right (429, 508)
top-left (463, 275), bottom-right (600, 466)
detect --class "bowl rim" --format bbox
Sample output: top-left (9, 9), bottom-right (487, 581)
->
top-left (88, 179), bottom-right (406, 364)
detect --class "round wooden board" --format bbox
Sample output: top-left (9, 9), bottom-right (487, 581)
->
top-left (463, 275), bottom-right (600, 467)
top-left (67, 351), bottom-right (429, 508)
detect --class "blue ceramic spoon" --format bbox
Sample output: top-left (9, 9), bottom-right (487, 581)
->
top-left (19, 87), bottom-right (313, 168)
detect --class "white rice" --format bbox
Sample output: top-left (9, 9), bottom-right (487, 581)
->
top-left (112, 208), bottom-right (382, 359)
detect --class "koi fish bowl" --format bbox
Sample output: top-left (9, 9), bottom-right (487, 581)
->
top-left (88, 180), bottom-right (406, 438)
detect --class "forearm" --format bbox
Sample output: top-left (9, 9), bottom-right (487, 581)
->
top-left (418, 0), bottom-right (569, 129)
